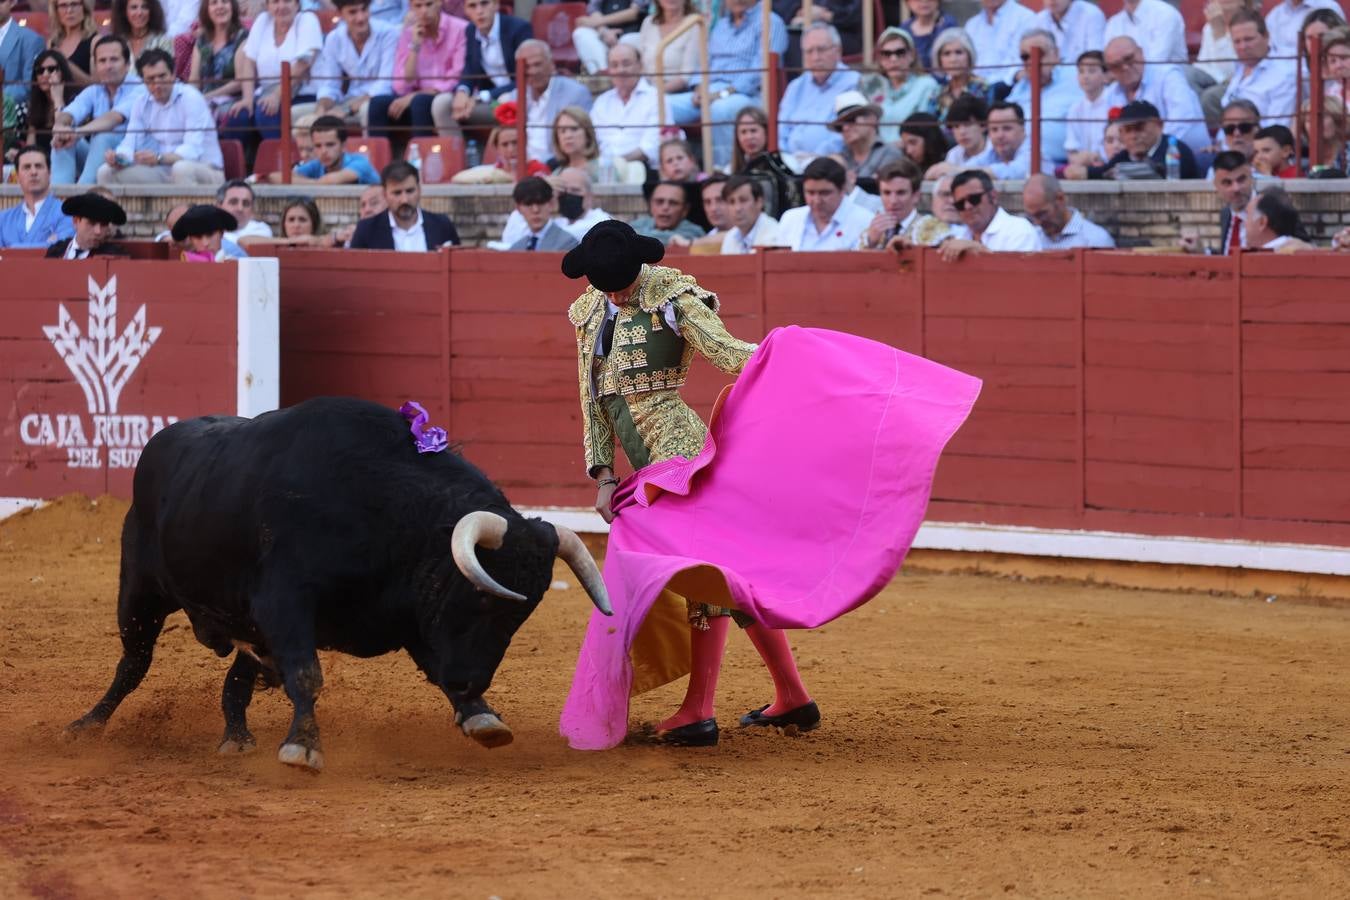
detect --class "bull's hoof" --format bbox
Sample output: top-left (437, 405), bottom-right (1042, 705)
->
top-left (61, 715), bottom-right (106, 743)
top-left (218, 734), bottom-right (258, 755)
top-left (460, 712), bottom-right (514, 749)
top-left (277, 742), bottom-right (324, 772)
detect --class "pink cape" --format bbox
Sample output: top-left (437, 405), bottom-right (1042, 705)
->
top-left (559, 326), bottom-right (982, 750)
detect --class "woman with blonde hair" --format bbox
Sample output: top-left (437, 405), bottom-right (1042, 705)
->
top-left (1302, 93), bottom-right (1348, 175)
top-left (931, 27), bottom-right (986, 121)
top-left (859, 27), bottom-right (939, 143)
top-left (638, 0), bottom-right (700, 95)
top-left (550, 106), bottom-right (601, 178)
top-left (48, 0), bottom-right (97, 86)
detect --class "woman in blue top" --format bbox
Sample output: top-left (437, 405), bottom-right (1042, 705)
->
top-left (901, 0), bottom-right (956, 73)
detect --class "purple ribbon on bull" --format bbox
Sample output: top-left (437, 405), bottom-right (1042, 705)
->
top-left (399, 401), bottom-right (448, 454)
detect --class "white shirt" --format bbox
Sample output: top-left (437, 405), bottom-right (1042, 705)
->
top-left (721, 212), bottom-right (780, 254)
top-left (525, 82), bottom-right (553, 163)
top-left (1104, 0), bottom-right (1188, 68)
top-left (244, 11), bottom-right (324, 97)
top-left (963, 0), bottom-right (1039, 84)
top-left (314, 20), bottom-right (399, 104)
top-left (951, 206), bottom-right (1043, 251)
top-left (391, 210), bottom-right (428, 251)
top-left (846, 186), bottom-right (882, 214)
top-left (1063, 91), bottom-right (1113, 157)
top-left (114, 83), bottom-right (224, 170)
top-left (63, 240), bottom-right (92, 259)
top-left (1033, 1), bottom-right (1106, 70)
top-left (778, 202), bottom-right (873, 252)
top-left (945, 140), bottom-right (989, 167)
top-left (1036, 208), bottom-right (1115, 249)
top-left (226, 219), bottom-right (275, 242)
top-left (476, 14), bottom-right (510, 88)
top-left (1259, 234), bottom-right (1297, 250)
top-left (560, 206), bottom-right (611, 239)
top-left (590, 79), bottom-right (662, 167)
top-left (1265, 0), bottom-right (1342, 58)
top-left (1196, 23), bottom-right (1236, 83)
top-left (1221, 56), bottom-right (1299, 129)
top-left (23, 194), bottom-right (47, 231)
top-left (164, 0), bottom-right (200, 41)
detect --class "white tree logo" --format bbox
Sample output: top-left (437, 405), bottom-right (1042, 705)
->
top-left (43, 276), bottom-right (161, 416)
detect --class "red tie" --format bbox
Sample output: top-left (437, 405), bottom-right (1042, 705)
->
top-left (1228, 213), bottom-right (1243, 255)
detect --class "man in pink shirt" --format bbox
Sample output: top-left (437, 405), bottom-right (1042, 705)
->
top-left (367, 0), bottom-right (468, 145)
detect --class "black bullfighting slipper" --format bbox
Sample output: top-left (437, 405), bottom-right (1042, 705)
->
top-left (637, 717), bottom-right (719, 747)
top-left (739, 701), bottom-right (821, 733)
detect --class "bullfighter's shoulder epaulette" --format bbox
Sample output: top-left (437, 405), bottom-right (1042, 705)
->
top-left (567, 288), bottom-right (606, 327)
top-left (637, 265), bottom-right (719, 315)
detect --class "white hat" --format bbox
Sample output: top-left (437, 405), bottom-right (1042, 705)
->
top-left (828, 90), bottom-right (883, 132)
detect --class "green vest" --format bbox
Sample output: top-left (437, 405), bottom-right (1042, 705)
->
top-left (598, 307), bottom-right (690, 398)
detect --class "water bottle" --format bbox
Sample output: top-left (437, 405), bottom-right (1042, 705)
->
top-left (408, 141), bottom-right (422, 171)
top-left (466, 139), bottom-right (482, 169)
top-left (424, 144), bottom-right (444, 183)
top-left (1165, 136), bottom-right (1181, 181)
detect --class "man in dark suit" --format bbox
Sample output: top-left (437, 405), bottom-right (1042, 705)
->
top-left (45, 193), bottom-right (129, 258)
top-left (349, 161), bottom-right (461, 251)
top-left (0, 2), bottom-right (44, 103)
top-left (508, 176), bottom-right (579, 251)
top-left (431, 0), bottom-right (532, 137)
top-left (1180, 151), bottom-right (1254, 255)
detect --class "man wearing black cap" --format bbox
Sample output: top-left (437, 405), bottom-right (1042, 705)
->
top-left (45, 193), bottom-right (129, 259)
top-left (172, 205), bottom-right (245, 262)
top-left (562, 220), bottom-right (817, 747)
top-left (1071, 100), bottom-right (1198, 181)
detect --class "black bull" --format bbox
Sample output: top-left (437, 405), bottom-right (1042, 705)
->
top-left (66, 397), bottom-right (610, 771)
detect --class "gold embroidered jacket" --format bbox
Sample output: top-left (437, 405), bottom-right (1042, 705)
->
top-left (569, 264), bottom-right (757, 476)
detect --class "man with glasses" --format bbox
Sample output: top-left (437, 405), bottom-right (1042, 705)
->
top-left (1101, 36), bottom-right (1208, 152)
top-left (1219, 10), bottom-right (1297, 130)
top-left (0, 0), bottom-right (44, 103)
top-left (50, 36), bottom-right (142, 186)
top-left (1070, 99), bottom-right (1198, 179)
top-left (778, 23), bottom-right (859, 166)
top-left (96, 49), bottom-right (224, 186)
top-left (1021, 173), bottom-right (1114, 249)
top-left (1210, 99), bottom-right (1261, 163)
top-left (1005, 29), bottom-right (1084, 167)
top-left (937, 168), bottom-right (1041, 260)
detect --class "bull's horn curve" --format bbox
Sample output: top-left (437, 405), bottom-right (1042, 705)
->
top-left (554, 525), bottom-right (613, 616)
top-left (451, 511), bottom-right (527, 602)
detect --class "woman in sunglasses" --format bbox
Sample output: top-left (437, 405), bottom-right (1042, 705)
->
top-left (858, 27), bottom-right (939, 143)
top-left (48, 0), bottom-right (97, 87)
top-left (24, 51), bottom-right (75, 155)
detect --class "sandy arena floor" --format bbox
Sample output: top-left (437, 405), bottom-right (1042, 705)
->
top-left (2, 496), bottom-right (1349, 899)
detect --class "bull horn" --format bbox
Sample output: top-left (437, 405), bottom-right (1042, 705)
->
top-left (450, 511), bottom-right (527, 602)
top-left (554, 525), bottom-right (612, 616)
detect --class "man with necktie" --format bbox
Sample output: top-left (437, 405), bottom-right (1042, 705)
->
top-left (45, 193), bottom-right (129, 259)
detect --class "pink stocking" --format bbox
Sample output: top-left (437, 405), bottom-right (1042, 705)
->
top-left (744, 623), bottom-right (812, 716)
top-left (655, 615), bottom-right (730, 732)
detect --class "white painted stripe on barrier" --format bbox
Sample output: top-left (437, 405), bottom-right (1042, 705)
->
top-left (237, 258), bottom-right (281, 418)
top-left (0, 498), bottom-right (43, 520)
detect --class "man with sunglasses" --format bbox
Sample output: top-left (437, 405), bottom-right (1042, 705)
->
top-left (1005, 29), bottom-right (1085, 167)
top-left (0, 0), bottom-right (44, 103)
top-left (1102, 36), bottom-right (1208, 152)
top-left (1210, 99), bottom-right (1261, 162)
top-left (936, 168), bottom-right (1041, 261)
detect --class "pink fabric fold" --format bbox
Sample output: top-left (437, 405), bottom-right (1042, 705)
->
top-left (560, 326), bottom-right (982, 750)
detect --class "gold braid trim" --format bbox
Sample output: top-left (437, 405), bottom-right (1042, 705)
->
top-left (637, 265), bottom-right (719, 315)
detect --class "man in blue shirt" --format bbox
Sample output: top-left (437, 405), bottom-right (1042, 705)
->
top-left (279, 115), bottom-right (380, 184)
top-left (665, 0), bottom-right (788, 170)
top-left (50, 35), bottom-right (143, 186)
top-left (1004, 29), bottom-right (1084, 166)
top-left (777, 23), bottom-right (858, 166)
top-left (0, 145), bottom-right (74, 249)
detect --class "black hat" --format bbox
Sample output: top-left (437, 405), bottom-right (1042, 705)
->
top-left (1117, 100), bottom-right (1161, 124)
top-left (61, 192), bottom-right (127, 226)
top-left (561, 219), bottom-right (665, 293)
top-left (171, 205), bottom-right (238, 242)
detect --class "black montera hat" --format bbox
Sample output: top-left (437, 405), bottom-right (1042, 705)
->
top-left (61, 192), bottom-right (127, 226)
top-left (171, 205), bottom-right (238, 241)
top-left (561, 219), bottom-right (665, 293)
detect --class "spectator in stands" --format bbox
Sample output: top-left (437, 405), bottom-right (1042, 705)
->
top-left (1005, 29), bottom-right (1084, 166)
top-left (859, 158), bottom-right (946, 250)
top-left (291, 112), bottom-right (317, 162)
top-left (228, 0), bottom-right (324, 147)
top-left (930, 94), bottom-right (989, 175)
top-left (1196, 0), bottom-right (1245, 86)
top-left (1221, 11), bottom-right (1297, 129)
top-left (171, 204), bottom-right (249, 261)
top-left (549, 107), bottom-right (604, 179)
top-left (1180, 150), bottom-right (1252, 253)
top-left (1252, 124), bottom-right (1297, 177)
top-left (434, 0), bottom-right (532, 141)
top-left (720, 174), bottom-right (779, 253)
top-left (26, 51), bottom-right (74, 155)
top-left (1103, 0), bottom-right (1187, 70)
top-left (666, 0), bottom-right (788, 171)
top-left (49, 0), bottom-right (97, 86)
top-left (776, 156), bottom-right (872, 251)
top-left (98, 49), bottom-right (225, 185)
top-left (939, 168), bottom-right (1042, 259)
top-left (1070, 99), bottom-right (1198, 179)
top-left (50, 37), bottom-right (137, 185)
top-left (1244, 185), bottom-right (1313, 251)
top-left (1034, 0), bottom-right (1106, 68)
top-left (154, 202), bottom-right (189, 241)
top-left (1064, 50), bottom-right (1112, 165)
top-left (218, 179), bottom-right (275, 244)
top-left (350, 160), bottom-right (460, 249)
top-left (901, 0), bottom-right (957, 73)
top-left (0, 145), bottom-right (74, 247)
top-left (1322, 26), bottom-right (1350, 103)
top-left (190, 0), bottom-right (250, 121)
top-left (590, 43), bottom-right (661, 177)
top-left (931, 172), bottom-right (961, 226)
top-left (306, 0), bottom-right (397, 131)
top-left (498, 40), bottom-right (593, 165)
top-left (1211, 98), bottom-right (1260, 160)
top-left (367, 0), bottom-right (467, 145)
top-left (778, 24), bottom-right (858, 165)
top-left (831, 90), bottom-right (904, 179)
top-left (507, 175), bottom-right (578, 251)
top-left (281, 197), bottom-right (322, 239)
top-left (1102, 36), bottom-right (1209, 152)
top-left (829, 151), bottom-right (881, 214)
top-left (963, 0), bottom-right (1037, 85)
top-left (572, 0), bottom-right (645, 75)
top-left (638, 0), bottom-right (699, 97)
top-left (358, 182), bottom-right (387, 219)
top-left (731, 106), bottom-right (768, 171)
top-left (858, 28), bottom-right (940, 144)
top-left (687, 173), bottom-right (731, 249)
top-left (1301, 94), bottom-right (1347, 174)
top-left (47, 191), bottom-right (127, 258)
top-left (980, 100), bottom-right (1043, 179)
top-left (1303, 10), bottom-right (1347, 72)
top-left (899, 112), bottom-right (949, 175)
top-left (1021, 173), bottom-right (1115, 248)
top-left (658, 137), bottom-right (701, 181)
top-left (555, 167), bottom-right (611, 238)
top-left (0, 3), bottom-right (43, 104)
top-left (1267, 0), bottom-right (1343, 59)
top-left (1333, 225), bottom-right (1350, 250)
top-left (112, 0), bottom-right (172, 61)
top-left (630, 180), bottom-right (704, 245)
top-left (275, 114), bottom-right (379, 184)
top-left (931, 28), bottom-right (988, 121)
top-left (776, 0), bottom-right (863, 65)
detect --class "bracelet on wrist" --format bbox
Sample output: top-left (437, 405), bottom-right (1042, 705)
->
top-left (597, 477), bottom-right (620, 487)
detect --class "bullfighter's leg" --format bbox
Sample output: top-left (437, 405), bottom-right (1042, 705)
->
top-left (217, 651), bottom-right (266, 755)
top-left (406, 642), bottom-right (514, 749)
top-left (252, 594), bottom-right (325, 772)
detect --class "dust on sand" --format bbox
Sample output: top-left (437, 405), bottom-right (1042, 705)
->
top-left (2, 496), bottom-right (1349, 899)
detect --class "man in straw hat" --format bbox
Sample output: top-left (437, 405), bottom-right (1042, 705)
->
top-left (830, 89), bottom-right (905, 179)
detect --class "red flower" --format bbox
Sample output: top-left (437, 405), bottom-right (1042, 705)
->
top-left (1107, 105), bottom-right (1123, 121)
top-left (493, 101), bottom-right (519, 127)
top-left (526, 159), bottom-right (551, 177)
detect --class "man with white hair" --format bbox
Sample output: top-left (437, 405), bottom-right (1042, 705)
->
top-left (963, 0), bottom-right (1038, 84)
top-left (1101, 36), bottom-right (1208, 152)
top-left (1005, 29), bottom-right (1085, 166)
top-left (777, 23), bottom-right (859, 164)
top-left (589, 43), bottom-right (661, 173)
top-left (498, 40), bottom-right (593, 163)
